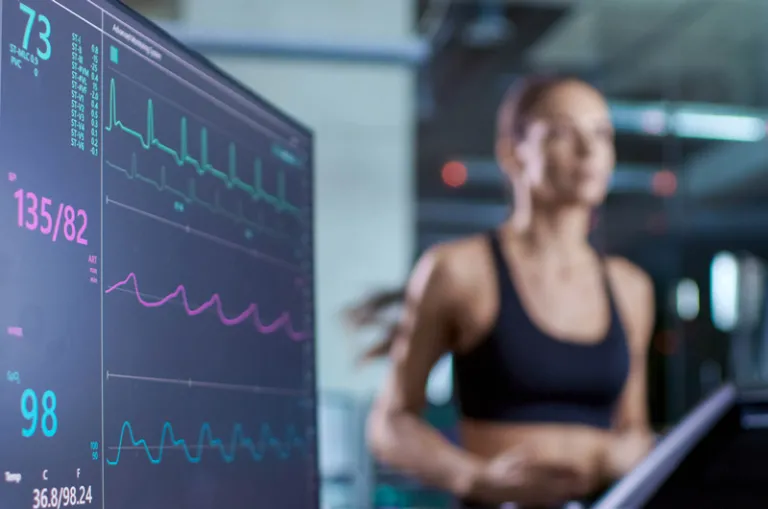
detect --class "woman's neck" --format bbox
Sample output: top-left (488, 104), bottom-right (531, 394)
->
top-left (506, 203), bottom-right (593, 257)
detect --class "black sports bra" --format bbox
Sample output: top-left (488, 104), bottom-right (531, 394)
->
top-left (452, 231), bottom-right (630, 429)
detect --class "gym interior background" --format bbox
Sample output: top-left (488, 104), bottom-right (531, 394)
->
top-left (125, 0), bottom-right (768, 507)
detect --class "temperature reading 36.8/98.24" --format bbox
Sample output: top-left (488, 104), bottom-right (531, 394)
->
top-left (14, 188), bottom-right (88, 245)
top-left (32, 486), bottom-right (93, 508)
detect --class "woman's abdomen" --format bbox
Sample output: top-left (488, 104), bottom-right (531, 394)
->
top-left (459, 419), bottom-right (612, 494)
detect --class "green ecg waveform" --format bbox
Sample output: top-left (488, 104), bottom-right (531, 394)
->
top-left (106, 154), bottom-right (288, 238)
top-left (105, 78), bottom-right (300, 216)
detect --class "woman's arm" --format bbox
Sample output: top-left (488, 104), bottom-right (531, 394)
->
top-left (603, 258), bottom-right (657, 479)
top-left (366, 246), bottom-right (485, 498)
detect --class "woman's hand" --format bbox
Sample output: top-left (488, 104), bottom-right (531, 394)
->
top-left (468, 445), bottom-right (590, 506)
top-left (604, 430), bottom-right (655, 479)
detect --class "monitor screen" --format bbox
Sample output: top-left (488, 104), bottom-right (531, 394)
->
top-left (0, 1), bottom-right (317, 508)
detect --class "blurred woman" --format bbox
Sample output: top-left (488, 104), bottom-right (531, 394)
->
top-left (348, 75), bottom-right (656, 508)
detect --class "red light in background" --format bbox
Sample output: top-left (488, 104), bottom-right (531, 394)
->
top-left (441, 161), bottom-right (467, 188)
top-left (652, 169), bottom-right (677, 197)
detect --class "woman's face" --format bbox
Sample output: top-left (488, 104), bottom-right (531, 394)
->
top-left (514, 81), bottom-right (615, 207)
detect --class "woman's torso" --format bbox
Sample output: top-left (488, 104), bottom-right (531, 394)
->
top-left (447, 231), bottom-right (631, 492)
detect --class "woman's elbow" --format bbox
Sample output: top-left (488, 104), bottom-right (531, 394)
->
top-left (366, 407), bottom-right (401, 464)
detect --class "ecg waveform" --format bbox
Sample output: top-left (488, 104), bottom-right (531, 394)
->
top-left (106, 154), bottom-right (287, 238)
top-left (105, 273), bottom-right (311, 341)
top-left (106, 420), bottom-right (304, 465)
top-left (105, 78), bottom-right (300, 216)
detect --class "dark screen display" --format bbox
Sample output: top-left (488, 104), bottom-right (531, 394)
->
top-left (0, 1), bottom-right (317, 507)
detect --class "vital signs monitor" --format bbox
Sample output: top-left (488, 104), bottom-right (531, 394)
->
top-left (0, 1), bottom-right (317, 508)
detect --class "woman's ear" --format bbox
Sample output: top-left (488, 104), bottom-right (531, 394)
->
top-left (495, 135), bottom-right (519, 179)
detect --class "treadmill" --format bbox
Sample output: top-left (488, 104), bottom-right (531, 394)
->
top-left (593, 383), bottom-right (768, 508)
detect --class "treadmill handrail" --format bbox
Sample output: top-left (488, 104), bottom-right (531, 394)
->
top-left (592, 383), bottom-right (737, 509)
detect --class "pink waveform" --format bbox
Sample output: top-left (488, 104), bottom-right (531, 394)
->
top-left (105, 273), bottom-right (311, 341)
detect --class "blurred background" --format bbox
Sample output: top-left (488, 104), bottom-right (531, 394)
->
top-left (126, 0), bottom-right (768, 507)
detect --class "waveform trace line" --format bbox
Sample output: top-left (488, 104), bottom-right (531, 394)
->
top-left (105, 196), bottom-right (301, 273)
top-left (105, 272), bottom-right (311, 341)
top-left (106, 155), bottom-right (288, 238)
top-left (49, 0), bottom-right (309, 161)
top-left (105, 371), bottom-right (307, 397)
top-left (106, 420), bottom-right (304, 466)
top-left (108, 66), bottom-right (308, 170)
top-left (108, 66), bottom-right (217, 139)
top-left (105, 78), bottom-right (302, 218)
top-left (99, 21), bottom-right (310, 146)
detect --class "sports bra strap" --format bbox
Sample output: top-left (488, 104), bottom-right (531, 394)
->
top-left (597, 255), bottom-right (618, 305)
top-left (487, 230), bottom-right (511, 276)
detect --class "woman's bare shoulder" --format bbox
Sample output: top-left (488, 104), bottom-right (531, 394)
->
top-left (604, 257), bottom-right (653, 300)
top-left (605, 256), bottom-right (655, 347)
top-left (420, 234), bottom-right (494, 287)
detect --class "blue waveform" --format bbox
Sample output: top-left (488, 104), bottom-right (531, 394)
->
top-left (106, 420), bottom-right (304, 466)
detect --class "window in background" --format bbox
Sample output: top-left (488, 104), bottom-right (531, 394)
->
top-left (426, 354), bottom-right (453, 406)
top-left (676, 278), bottom-right (700, 321)
top-left (711, 251), bottom-right (740, 332)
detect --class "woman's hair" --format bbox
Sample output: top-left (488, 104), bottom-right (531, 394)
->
top-left (346, 74), bottom-right (582, 361)
top-left (345, 287), bottom-right (406, 361)
top-left (497, 73), bottom-right (582, 141)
